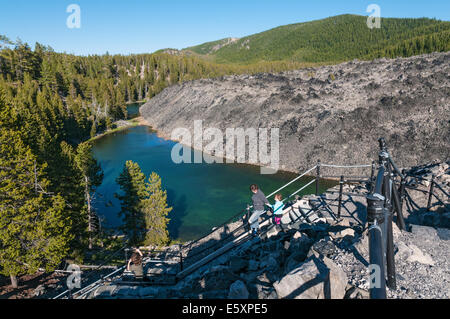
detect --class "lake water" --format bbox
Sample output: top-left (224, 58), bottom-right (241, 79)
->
top-left (126, 102), bottom-right (143, 119)
top-left (91, 125), bottom-right (335, 242)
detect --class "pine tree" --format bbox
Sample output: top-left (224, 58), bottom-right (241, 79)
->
top-left (75, 142), bottom-right (104, 250)
top-left (90, 120), bottom-right (97, 139)
top-left (115, 161), bottom-right (148, 246)
top-left (142, 172), bottom-right (172, 246)
top-left (0, 95), bottom-right (72, 287)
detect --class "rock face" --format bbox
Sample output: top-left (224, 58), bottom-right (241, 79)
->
top-left (141, 52), bottom-right (450, 172)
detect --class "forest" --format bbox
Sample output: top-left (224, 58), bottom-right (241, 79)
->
top-left (186, 15), bottom-right (450, 64)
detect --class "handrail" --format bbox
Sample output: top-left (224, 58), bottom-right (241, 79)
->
top-left (321, 164), bottom-right (372, 169)
top-left (266, 165), bottom-right (317, 198)
top-left (287, 179), bottom-right (317, 199)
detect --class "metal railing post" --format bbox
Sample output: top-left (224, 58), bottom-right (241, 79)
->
top-left (367, 193), bottom-right (387, 299)
top-left (368, 224), bottom-right (387, 299)
top-left (392, 183), bottom-right (406, 231)
top-left (316, 160), bottom-right (321, 196)
top-left (337, 176), bottom-right (344, 219)
top-left (427, 175), bottom-right (435, 211)
top-left (370, 161), bottom-right (376, 191)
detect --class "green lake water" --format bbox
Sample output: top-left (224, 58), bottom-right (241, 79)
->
top-left (126, 102), bottom-right (142, 119)
top-left (91, 125), bottom-right (336, 242)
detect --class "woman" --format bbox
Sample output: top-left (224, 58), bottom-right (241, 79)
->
top-left (249, 184), bottom-right (272, 237)
top-left (127, 248), bottom-right (144, 281)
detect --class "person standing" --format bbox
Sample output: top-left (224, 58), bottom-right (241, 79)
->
top-left (272, 194), bottom-right (285, 225)
top-left (127, 248), bottom-right (144, 281)
top-left (249, 184), bottom-right (271, 236)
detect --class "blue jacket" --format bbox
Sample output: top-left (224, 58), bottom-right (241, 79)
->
top-left (272, 201), bottom-right (285, 215)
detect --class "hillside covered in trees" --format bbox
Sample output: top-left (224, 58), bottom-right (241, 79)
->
top-left (185, 14), bottom-right (450, 64)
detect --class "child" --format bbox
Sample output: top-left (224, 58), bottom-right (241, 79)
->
top-left (272, 194), bottom-right (285, 225)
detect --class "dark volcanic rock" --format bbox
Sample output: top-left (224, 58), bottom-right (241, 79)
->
top-left (141, 52), bottom-right (450, 172)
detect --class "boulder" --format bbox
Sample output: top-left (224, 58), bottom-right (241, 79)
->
top-left (422, 212), bottom-right (441, 227)
top-left (410, 224), bottom-right (438, 238)
top-left (322, 257), bottom-right (348, 299)
top-left (396, 242), bottom-right (435, 266)
top-left (344, 286), bottom-right (370, 299)
top-left (266, 226), bottom-right (280, 239)
top-left (274, 256), bottom-right (330, 299)
top-left (228, 280), bottom-right (249, 299)
top-left (440, 212), bottom-right (450, 228)
top-left (274, 255), bottom-right (347, 299)
top-left (311, 237), bottom-right (338, 258)
top-left (240, 271), bottom-right (260, 283)
top-left (284, 250), bottom-right (308, 274)
top-left (392, 222), bottom-right (402, 240)
top-left (353, 234), bottom-right (369, 259)
top-left (198, 290), bottom-right (228, 299)
top-left (289, 231), bottom-right (312, 253)
top-left (229, 256), bottom-right (248, 273)
top-left (33, 284), bottom-right (46, 297)
top-left (260, 256), bottom-right (278, 272)
top-left (248, 260), bottom-right (259, 271)
top-left (330, 227), bottom-right (355, 239)
top-left (114, 286), bottom-right (140, 297)
top-left (195, 268), bottom-right (241, 293)
top-left (139, 286), bottom-right (159, 298)
top-left (93, 285), bottom-right (117, 299)
top-left (406, 244), bottom-right (435, 266)
top-left (255, 284), bottom-right (278, 299)
top-left (253, 273), bottom-right (277, 299)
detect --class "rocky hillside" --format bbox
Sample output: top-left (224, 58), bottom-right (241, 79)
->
top-left (141, 52), bottom-right (450, 172)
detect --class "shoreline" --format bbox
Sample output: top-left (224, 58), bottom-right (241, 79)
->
top-left (88, 118), bottom-right (143, 143)
top-left (135, 115), bottom-right (305, 176)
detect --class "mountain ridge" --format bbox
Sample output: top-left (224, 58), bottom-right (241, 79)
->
top-left (181, 14), bottom-right (450, 65)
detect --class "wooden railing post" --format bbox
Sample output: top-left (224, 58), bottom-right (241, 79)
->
top-left (337, 176), bottom-right (344, 219)
top-left (316, 160), bottom-right (321, 196)
top-left (427, 175), bottom-right (435, 211)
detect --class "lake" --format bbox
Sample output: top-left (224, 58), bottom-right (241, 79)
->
top-left (91, 125), bottom-right (336, 242)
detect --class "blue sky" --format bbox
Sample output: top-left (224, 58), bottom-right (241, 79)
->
top-left (0, 0), bottom-right (449, 55)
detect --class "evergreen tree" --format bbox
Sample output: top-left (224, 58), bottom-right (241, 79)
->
top-left (75, 142), bottom-right (104, 250)
top-left (142, 172), bottom-right (172, 246)
top-left (115, 161), bottom-right (148, 246)
top-left (90, 120), bottom-right (97, 139)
